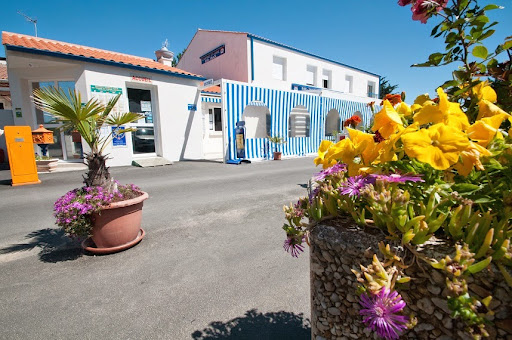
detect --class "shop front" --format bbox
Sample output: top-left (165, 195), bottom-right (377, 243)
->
top-left (3, 31), bottom-right (205, 167)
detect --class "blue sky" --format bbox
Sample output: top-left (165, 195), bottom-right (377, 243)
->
top-left (1, 0), bottom-right (511, 101)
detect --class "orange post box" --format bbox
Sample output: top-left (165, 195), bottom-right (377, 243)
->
top-left (4, 126), bottom-right (41, 186)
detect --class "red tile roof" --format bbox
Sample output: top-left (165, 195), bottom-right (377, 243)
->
top-left (202, 85), bottom-right (220, 94)
top-left (2, 32), bottom-right (203, 79)
top-left (0, 63), bottom-right (7, 80)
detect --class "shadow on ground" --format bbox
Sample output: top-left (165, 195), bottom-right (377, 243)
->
top-left (191, 309), bottom-right (310, 340)
top-left (0, 228), bottom-right (83, 263)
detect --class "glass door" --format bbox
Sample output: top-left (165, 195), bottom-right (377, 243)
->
top-left (127, 88), bottom-right (155, 155)
top-left (32, 81), bottom-right (81, 160)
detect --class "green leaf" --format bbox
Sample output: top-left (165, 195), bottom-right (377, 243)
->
top-left (473, 197), bottom-right (495, 204)
top-left (504, 40), bottom-right (512, 50)
top-left (452, 183), bottom-right (481, 194)
top-left (472, 46), bottom-right (488, 59)
top-left (478, 30), bottom-right (495, 42)
top-left (482, 4), bottom-right (502, 11)
top-left (474, 15), bottom-right (490, 25)
top-left (467, 257), bottom-right (492, 274)
top-left (428, 52), bottom-right (444, 65)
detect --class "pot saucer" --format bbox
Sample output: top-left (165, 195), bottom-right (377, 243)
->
top-left (82, 228), bottom-right (145, 255)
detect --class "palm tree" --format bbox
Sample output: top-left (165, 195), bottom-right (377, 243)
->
top-left (33, 87), bottom-right (142, 189)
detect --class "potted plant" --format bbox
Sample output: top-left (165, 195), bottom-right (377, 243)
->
top-left (268, 135), bottom-right (286, 160)
top-left (35, 154), bottom-right (59, 172)
top-left (33, 87), bottom-right (146, 254)
top-left (282, 1), bottom-right (512, 339)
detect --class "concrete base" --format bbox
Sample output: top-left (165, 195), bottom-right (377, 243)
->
top-left (132, 157), bottom-right (173, 168)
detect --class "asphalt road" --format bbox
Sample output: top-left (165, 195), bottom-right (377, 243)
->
top-left (0, 157), bottom-right (317, 340)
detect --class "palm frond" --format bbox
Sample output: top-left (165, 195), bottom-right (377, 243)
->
top-left (105, 112), bottom-right (144, 126)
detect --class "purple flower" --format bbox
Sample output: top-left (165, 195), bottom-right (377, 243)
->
top-left (283, 236), bottom-right (305, 258)
top-left (339, 176), bottom-right (375, 197)
top-left (314, 163), bottom-right (347, 181)
top-left (360, 287), bottom-right (409, 340)
top-left (372, 174), bottom-right (424, 184)
top-left (308, 187), bottom-right (320, 203)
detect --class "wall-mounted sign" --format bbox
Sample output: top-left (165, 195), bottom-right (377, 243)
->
top-left (15, 108), bottom-right (22, 118)
top-left (200, 45), bottom-right (225, 64)
top-left (132, 75), bottom-right (152, 83)
top-left (188, 104), bottom-right (197, 111)
top-left (112, 126), bottom-right (126, 147)
top-left (291, 83), bottom-right (321, 92)
top-left (91, 85), bottom-right (123, 94)
top-left (203, 79), bottom-right (214, 87)
top-left (140, 101), bottom-right (152, 112)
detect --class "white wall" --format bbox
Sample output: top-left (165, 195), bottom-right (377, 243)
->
top-left (82, 64), bottom-right (203, 165)
top-left (251, 39), bottom-right (380, 100)
top-left (177, 30), bottom-right (248, 82)
top-left (0, 109), bottom-right (14, 162)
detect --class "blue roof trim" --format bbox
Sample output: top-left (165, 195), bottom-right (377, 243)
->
top-left (5, 45), bottom-right (206, 81)
top-left (247, 34), bottom-right (380, 78)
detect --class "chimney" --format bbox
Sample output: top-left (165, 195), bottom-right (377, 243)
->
top-left (155, 39), bottom-right (174, 66)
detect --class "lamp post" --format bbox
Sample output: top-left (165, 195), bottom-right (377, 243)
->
top-left (32, 124), bottom-right (54, 157)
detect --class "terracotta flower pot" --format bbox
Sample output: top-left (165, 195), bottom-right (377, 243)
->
top-left (90, 191), bottom-right (149, 251)
top-left (273, 151), bottom-right (282, 160)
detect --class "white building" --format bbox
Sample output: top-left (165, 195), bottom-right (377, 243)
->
top-left (178, 29), bottom-right (380, 101)
top-left (2, 32), bottom-right (206, 167)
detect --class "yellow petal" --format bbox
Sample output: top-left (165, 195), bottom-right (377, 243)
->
top-left (413, 102), bottom-right (444, 126)
top-left (396, 102), bottom-right (412, 117)
top-left (371, 100), bottom-right (403, 139)
top-left (473, 81), bottom-right (497, 102)
top-left (477, 100), bottom-right (510, 121)
top-left (414, 94), bottom-right (431, 105)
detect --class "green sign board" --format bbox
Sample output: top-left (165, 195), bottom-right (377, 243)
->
top-left (91, 85), bottom-right (123, 94)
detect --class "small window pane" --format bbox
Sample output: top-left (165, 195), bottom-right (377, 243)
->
top-left (209, 109), bottom-right (214, 130)
top-left (272, 56), bottom-right (286, 81)
top-left (214, 108), bottom-right (222, 131)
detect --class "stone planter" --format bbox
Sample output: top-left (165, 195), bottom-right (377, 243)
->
top-left (36, 159), bottom-right (58, 172)
top-left (310, 217), bottom-right (512, 340)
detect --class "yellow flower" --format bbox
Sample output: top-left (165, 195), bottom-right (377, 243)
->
top-left (472, 81), bottom-right (497, 102)
top-left (375, 123), bottom-right (419, 164)
top-left (314, 140), bottom-right (336, 168)
top-left (396, 102), bottom-right (412, 117)
top-left (413, 88), bottom-right (469, 130)
top-left (324, 138), bottom-right (356, 165)
top-left (467, 113), bottom-right (509, 147)
top-left (371, 100), bottom-right (403, 138)
top-left (347, 128), bottom-right (380, 165)
top-left (401, 123), bottom-right (470, 170)
top-left (477, 100), bottom-right (510, 121)
top-left (414, 94), bottom-right (431, 105)
top-left (454, 142), bottom-right (492, 177)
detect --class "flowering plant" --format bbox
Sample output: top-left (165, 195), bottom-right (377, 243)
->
top-left (282, 1), bottom-right (511, 338)
top-left (54, 183), bottom-right (143, 237)
top-left (343, 115), bottom-right (362, 129)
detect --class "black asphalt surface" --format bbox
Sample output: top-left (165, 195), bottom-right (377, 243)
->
top-left (0, 157), bottom-right (317, 339)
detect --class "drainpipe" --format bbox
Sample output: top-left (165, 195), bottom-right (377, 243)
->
top-left (250, 36), bottom-right (255, 82)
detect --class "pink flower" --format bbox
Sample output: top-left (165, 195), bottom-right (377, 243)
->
top-left (360, 287), bottom-right (409, 339)
top-left (283, 236), bottom-right (305, 258)
top-left (412, 0), bottom-right (448, 23)
top-left (398, 0), bottom-right (413, 6)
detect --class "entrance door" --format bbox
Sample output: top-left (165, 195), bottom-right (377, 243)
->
top-left (32, 81), bottom-right (82, 160)
top-left (127, 88), bottom-right (155, 155)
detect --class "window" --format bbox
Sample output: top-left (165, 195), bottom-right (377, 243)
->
top-left (289, 106), bottom-right (311, 137)
top-left (34, 81), bottom-right (75, 124)
top-left (325, 109), bottom-right (340, 136)
top-left (345, 75), bottom-right (353, 93)
top-left (367, 81), bottom-right (377, 98)
top-left (0, 103), bottom-right (4, 110)
top-left (306, 65), bottom-right (317, 86)
top-left (272, 56), bottom-right (286, 81)
top-left (322, 70), bottom-right (332, 89)
top-left (209, 108), bottom-right (222, 131)
top-left (242, 104), bottom-right (271, 138)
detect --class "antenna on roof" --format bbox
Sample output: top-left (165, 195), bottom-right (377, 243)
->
top-left (17, 10), bottom-right (38, 37)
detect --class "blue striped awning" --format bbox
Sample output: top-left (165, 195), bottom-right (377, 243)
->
top-left (201, 96), bottom-right (221, 103)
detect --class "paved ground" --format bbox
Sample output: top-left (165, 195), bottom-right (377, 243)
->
top-left (0, 157), bottom-right (317, 339)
